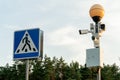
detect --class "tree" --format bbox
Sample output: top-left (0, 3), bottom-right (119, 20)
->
top-left (67, 61), bottom-right (81, 80)
top-left (30, 59), bottom-right (44, 80)
top-left (101, 63), bottom-right (120, 80)
top-left (0, 63), bottom-right (18, 80)
top-left (0, 56), bottom-right (120, 80)
top-left (80, 65), bottom-right (92, 80)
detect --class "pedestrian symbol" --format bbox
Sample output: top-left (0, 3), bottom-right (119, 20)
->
top-left (22, 33), bottom-right (31, 51)
top-left (15, 31), bottom-right (38, 54)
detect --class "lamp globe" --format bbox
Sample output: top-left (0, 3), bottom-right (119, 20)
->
top-left (89, 4), bottom-right (104, 23)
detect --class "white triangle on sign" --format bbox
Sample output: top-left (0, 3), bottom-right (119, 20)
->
top-left (15, 31), bottom-right (38, 54)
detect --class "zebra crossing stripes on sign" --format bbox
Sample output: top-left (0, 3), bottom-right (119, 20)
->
top-left (13, 28), bottom-right (43, 60)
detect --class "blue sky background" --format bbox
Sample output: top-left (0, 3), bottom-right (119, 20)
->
top-left (0, 0), bottom-right (120, 66)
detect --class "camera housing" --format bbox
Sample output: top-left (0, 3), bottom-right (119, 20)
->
top-left (79, 29), bottom-right (89, 35)
top-left (100, 24), bottom-right (105, 31)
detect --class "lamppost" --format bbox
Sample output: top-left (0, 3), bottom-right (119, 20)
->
top-left (79, 4), bottom-right (105, 80)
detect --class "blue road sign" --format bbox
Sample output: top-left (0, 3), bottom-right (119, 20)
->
top-left (13, 28), bottom-right (43, 60)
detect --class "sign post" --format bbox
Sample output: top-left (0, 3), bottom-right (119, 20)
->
top-left (26, 59), bottom-right (29, 80)
top-left (13, 28), bottom-right (43, 80)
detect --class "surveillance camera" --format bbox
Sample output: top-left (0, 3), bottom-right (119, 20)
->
top-left (100, 24), bottom-right (105, 31)
top-left (91, 36), bottom-right (100, 48)
top-left (79, 29), bottom-right (89, 35)
top-left (91, 36), bottom-right (95, 40)
top-left (90, 23), bottom-right (95, 33)
top-left (90, 23), bottom-right (94, 30)
top-left (91, 35), bottom-right (99, 41)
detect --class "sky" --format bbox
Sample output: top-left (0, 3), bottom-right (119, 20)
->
top-left (0, 0), bottom-right (120, 66)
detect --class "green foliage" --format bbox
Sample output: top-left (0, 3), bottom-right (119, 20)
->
top-left (101, 64), bottom-right (120, 80)
top-left (0, 56), bottom-right (120, 80)
top-left (0, 63), bottom-right (25, 80)
top-left (68, 61), bottom-right (81, 80)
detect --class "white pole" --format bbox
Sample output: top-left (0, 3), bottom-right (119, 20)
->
top-left (97, 67), bottom-right (101, 80)
top-left (26, 59), bottom-right (29, 80)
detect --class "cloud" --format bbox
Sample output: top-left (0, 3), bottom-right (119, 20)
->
top-left (48, 26), bottom-right (77, 45)
top-left (45, 25), bottom-right (92, 64)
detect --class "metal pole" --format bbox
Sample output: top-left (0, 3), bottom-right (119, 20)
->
top-left (97, 67), bottom-right (101, 80)
top-left (95, 22), bottom-right (99, 33)
top-left (26, 59), bottom-right (29, 80)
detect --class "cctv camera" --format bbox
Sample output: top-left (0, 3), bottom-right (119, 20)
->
top-left (100, 24), bottom-right (105, 31)
top-left (91, 36), bottom-right (95, 40)
top-left (79, 29), bottom-right (89, 35)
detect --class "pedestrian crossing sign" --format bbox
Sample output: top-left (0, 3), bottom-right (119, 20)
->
top-left (13, 28), bottom-right (43, 60)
